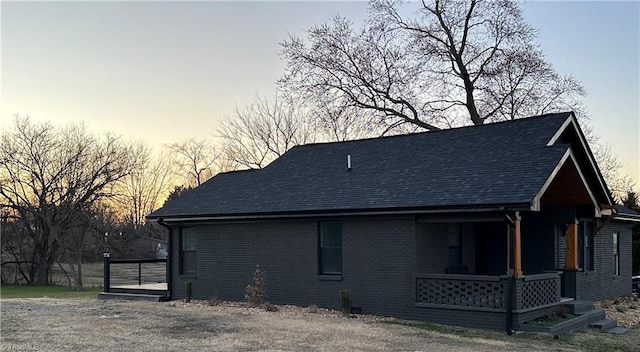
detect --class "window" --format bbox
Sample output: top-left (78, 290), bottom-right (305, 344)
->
top-left (580, 221), bottom-right (594, 271)
top-left (554, 225), bottom-right (566, 269)
top-left (613, 232), bottom-right (620, 276)
top-left (448, 224), bottom-right (462, 268)
top-left (319, 222), bottom-right (342, 275)
top-left (180, 228), bottom-right (197, 274)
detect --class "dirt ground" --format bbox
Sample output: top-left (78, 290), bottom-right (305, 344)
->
top-left (594, 296), bottom-right (640, 328)
top-left (1, 298), bottom-right (639, 352)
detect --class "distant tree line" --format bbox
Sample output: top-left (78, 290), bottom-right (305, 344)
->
top-left (0, 117), bottom-right (224, 289)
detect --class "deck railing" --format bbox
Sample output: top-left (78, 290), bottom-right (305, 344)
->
top-left (102, 253), bottom-right (167, 292)
top-left (416, 272), bottom-right (560, 312)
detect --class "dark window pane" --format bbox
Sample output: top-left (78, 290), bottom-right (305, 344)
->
top-left (319, 222), bottom-right (342, 275)
top-left (449, 246), bottom-right (462, 267)
top-left (321, 232), bottom-right (342, 247)
top-left (181, 229), bottom-right (197, 274)
top-left (182, 251), bottom-right (197, 274)
top-left (321, 248), bottom-right (342, 274)
top-left (182, 230), bottom-right (197, 250)
top-left (613, 232), bottom-right (620, 275)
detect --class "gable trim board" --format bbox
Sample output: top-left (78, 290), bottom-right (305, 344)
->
top-left (531, 148), bottom-right (600, 216)
top-left (545, 113), bottom-right (613, 206)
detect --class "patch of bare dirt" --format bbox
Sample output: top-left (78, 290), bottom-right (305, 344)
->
top-left (170, 299), bottom-right (397, 323)
top-left (594, 294), bottom-right (640, 328)
top-left (1, 298), bottom-right (638, 352)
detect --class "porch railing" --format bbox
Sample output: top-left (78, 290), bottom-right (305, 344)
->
top-left (518, 273), bottom-right (561, 310)
top-left (416, 274), bottom-right (505, 310)
top-left (416, 272), bottom-right (560, 312)
top-left (103, 253), bottom-right (167, 292)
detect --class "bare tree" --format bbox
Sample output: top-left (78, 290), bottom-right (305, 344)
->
top-left (57, 209), bottom-right (93, 290)
top-left (281, 0), bottom-right (633, 199)
top-left (218, 93), bottom-right (316, 169)
top-left (167, 139), bottom-right (220, 186)
top-left (580, 125), bottom-right (636, 201)
top-left (592, 144), bottom-right (636, 201)
top-left (0, 115), bottom-right (136, 285)
top-left (117, 143), bottom-right (174, 229)
top-left (280, 0), bottom-right (586, 132)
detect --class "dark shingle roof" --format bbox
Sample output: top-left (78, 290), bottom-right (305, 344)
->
top-left (149, 112), bottom-right (574, 219)
top-left (618, 206), bottom-right (640, 217)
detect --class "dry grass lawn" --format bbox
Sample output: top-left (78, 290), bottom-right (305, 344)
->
top-left (1, 298), bottom-right (639, 352)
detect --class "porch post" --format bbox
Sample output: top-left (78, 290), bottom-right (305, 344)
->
top-left (513, 213), bottom-right (522, 278)
top-left (103, 252), bottom-right (110, 292)
top-left (565, 222), bottom-right (579, 270)
top-left (506, 224), bottom-right (511, 273)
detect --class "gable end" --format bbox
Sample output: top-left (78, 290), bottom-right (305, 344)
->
top-left (545, 113), bottom-right (613, 206)
top-left (532, 148), bottom-right (600, 216)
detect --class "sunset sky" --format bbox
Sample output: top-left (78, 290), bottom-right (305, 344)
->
top-left (2, 1), bottom-right (638, 190)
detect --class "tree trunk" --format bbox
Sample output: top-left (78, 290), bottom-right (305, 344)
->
top-left (68, 255), bottom-right (83, 291)
top-left (76, 261), bottom-right (83, 291)
top-left (33, 239), bottom-right (58, 285)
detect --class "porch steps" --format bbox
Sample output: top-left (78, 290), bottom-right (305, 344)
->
top-left (607, 326), bottom-right (629, 334)
top-left (108, 287), bottom-right (167, 296)
top-left (98, 292), bottom-right (167, 302)
top-left (519, 309), bottom-right (605, 336)
top-left (589, 318), bottom-right (618, 331)
top-left (563, 300), bottom-right (594, 315)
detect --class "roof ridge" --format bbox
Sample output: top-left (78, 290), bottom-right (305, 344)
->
top-left (215, 168), bottom-right (259, 176)
top-left (293, 112), bottom-right (574, 149)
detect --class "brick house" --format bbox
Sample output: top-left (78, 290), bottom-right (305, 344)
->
top-left (148, 112), bottom-right (639, 331)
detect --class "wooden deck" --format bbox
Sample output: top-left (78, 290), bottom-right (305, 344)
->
top-left (112, 283), bottom-right (167, 290)
top-left (100, 257), bottom-right (168, 301)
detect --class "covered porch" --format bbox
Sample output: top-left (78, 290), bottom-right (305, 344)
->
top-left (413, 205), bottom-right (593, 329)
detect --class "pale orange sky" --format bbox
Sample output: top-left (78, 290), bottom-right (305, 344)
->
top-left (2, 1), bottom-right (638, 191)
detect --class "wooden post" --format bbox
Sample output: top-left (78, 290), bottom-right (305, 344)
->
top-left (565, 223), bottom-right (578, 270)
top-left (506, 223), bottom-right (511, 273)
top-left (513, 213), bottom-right (522, 278)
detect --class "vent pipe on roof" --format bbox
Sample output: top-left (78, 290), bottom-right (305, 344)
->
top-left (347, 154), bottom-right (352, 172)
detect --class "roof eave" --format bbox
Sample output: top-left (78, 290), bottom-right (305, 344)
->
top-left (613, 214), bottom-right (640, 223)
top-left (149, 203), bottom-right (534, 223)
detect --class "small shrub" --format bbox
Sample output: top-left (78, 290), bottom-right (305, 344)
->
top-left (184, 281), bottom-right (192, 303)
top-left (306, 304), bottom-right (318, 314)
top-left (263, 303), bottom-right (278, 312)
top-left (552, 305), bottom-right (570, 317)
top-left (245, 265), bottom-right (268, 308)
top-left (207, 295), bottom-right (222, 306)
top-left (613, 298), bottom-right (621, 305)
top-left (339, 289), bottom-right (351, 316)
top-left (616, 306), bottom-right (627, 313)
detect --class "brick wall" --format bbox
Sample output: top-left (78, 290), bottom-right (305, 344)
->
top-left (170, 217), bottom-right (415, 315)
top-left (168, 216), bottom-right (509, 329)
top-left (167, 215), bottom-right (631, 330)
top-left (574, 221), bottom-right (632, 301)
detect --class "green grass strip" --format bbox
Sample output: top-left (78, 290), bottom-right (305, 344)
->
top-left (0, 285), bottom-right (101, 299)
